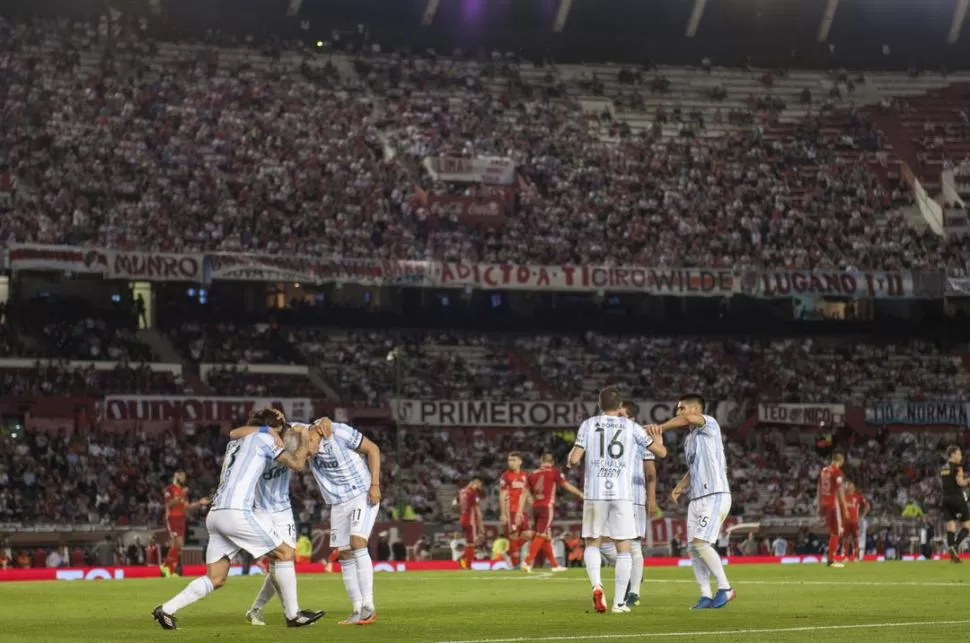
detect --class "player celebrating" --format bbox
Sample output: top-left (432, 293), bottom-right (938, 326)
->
top-left (817, 452), bottom-right (848, 568)
top-left (569, 385), bottom-right (667, 614)
top-left (161, 470), bottom-right (210, 577)
top-left (620, 400), bottom-right (657, 607)
top-left (940, 446), bottom-right (970, 563)
top-left (152, 409), bottom-right (324, 630)
top-left (458, 478), bottom-right (484, 570)
top-left (842, 481), bottom-right (870, 562)
top-left (226, 421), bottom-right (305, 625)
top-left (521, 452), bottom-right (583, 573)
top-left (306, 417), bottom-right (382, 625)
top-left (657, 394), bottom-right (734, 610)
top-left (500, 452), bottom-right (533, 567)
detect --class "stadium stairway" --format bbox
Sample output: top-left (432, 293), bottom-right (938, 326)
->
top-left (504, 348), bottom-right (555, 399)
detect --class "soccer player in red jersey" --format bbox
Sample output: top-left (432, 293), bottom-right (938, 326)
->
top-left (161, 470), bottom-right (210, 577)
top-left (842, 481), bottom-right (870, 561)
top-left (522, 452), bottom-right (584, 573)
top-left (500, 453), bottom-right (533, 567)
top-left (458, 478), bottom-right (484, 569)
top-left (817, 452), bottom-right (848, 568)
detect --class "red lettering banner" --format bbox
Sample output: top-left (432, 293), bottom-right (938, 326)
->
top-left (102, 396), bottom-right (313, 425)
top-left (106, 251), bottom-right (205, 282)
top-left (438, 263), bottom-right (736, 296)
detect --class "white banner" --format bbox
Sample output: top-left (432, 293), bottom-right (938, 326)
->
top-left (103, 396), bottom-right (312, 424)
top-left (758, 403), bottom-right (845, 426)
top-left (106, 251), bottom-right (205, 282)
top-left (392, 399), bottom-right (738, 428)
top-left (422, 156), bottom-right (515, 185)
top-left (8, 244), bottom-right (108, 274)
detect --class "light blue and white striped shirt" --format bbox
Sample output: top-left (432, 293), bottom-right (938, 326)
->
top-left (684, 414), bottom-right (730, 501)
top-left (254, 423), bottom-right (304, 513)
top-left (632, 448), bottom-right (656, 507)
top-left (309, 422), bottom-right (371, 505)
top-left (211, 433), bottom-right (284, 511)
top-left (575, 415), bottom-right (651, 502)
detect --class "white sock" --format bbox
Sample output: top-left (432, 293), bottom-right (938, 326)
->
top-left (689, 544), bottom-right (713, 599)
top-left (353, 548), bottom-right (374, 610)
top-left (583, 545), bottom-right (602, 589)
top-left (250, 574), bottom-right (276, 612)
top-left (629, 544), bottom-right (644, 596)
top-left (162, 576), bottom-right (213, 614)
top-left (599, 542), bottom-right (617, 565)
top-left (695, 541), bottom-right (731, 591)
top-left (271, 560), bottom-right (300, 620)
top-left (614, 552), bottom-right (632, 608)
top-left (341, 557), bottom-right (363, 613)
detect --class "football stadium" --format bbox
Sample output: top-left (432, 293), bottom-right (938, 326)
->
top-left (2, 0), bottom-right (970, 640)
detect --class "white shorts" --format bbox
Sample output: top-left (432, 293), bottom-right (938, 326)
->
top-left (633, 504), bottom-right (647, 540)
top-left (582, 500), bottom-right (636, 541)
top-left (687, 493), bottom-right (732, 544)
top-left (330, 493), bottom-right (379, 551)
top-left (264, 509), bottom-right (297, 547)
top-left (205, 509), bottom-right (281, 564)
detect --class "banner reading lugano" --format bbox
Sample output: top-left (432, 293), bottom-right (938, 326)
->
top-left (391, 399), bottom-right (738, 428)
top-left (103, 395), bottom-right (312, 424)
top-left (758, 403), bottom-right (845, 426)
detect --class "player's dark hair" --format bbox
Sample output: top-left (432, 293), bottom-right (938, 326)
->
top-left (249, 408), bottom-right (286, 429)
top-left (599, 385), bottom-right (623, 412)
top-left (947, 445), bottom-right (962, 458)
top-left (622, 400), bottom-right (640, 419)
top-left (679, 393), bottom-right (706, 409)
top-left (508, 452), bottom-right (523, 460)
top-left (540, 452), bottom-right (555, 463)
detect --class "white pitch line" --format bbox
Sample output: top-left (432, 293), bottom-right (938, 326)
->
top-left (455, 577), bottom-right (968, 588)
top-left (435, 619), bottom-right (970, 643)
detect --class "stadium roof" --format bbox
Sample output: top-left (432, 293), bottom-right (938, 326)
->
top-left (11, 0), bottom-right (970, 68)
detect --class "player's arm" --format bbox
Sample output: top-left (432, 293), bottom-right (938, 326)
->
top-left (835, 479), bottom-right (848, 530)
top-left (228, 425), bottom-right (285, 449)
top-left (356, 437), bottom-right (382, 505)
top-left (560, 479), bottom-right (584, 500)
top-left (474, 502), bottom-right (484, 543)
top-left (499, 483), bottom-right (510, 522)
top-left (860, 495), bottom-right (871, 520)
top-left (652, 413), bottom-right (705, 431)
top-left (671, 472), bottom-right (690, 504)
top-left (646, 460), bottom-right (658, 516)
top-left (567, 446), bottom-right (584, 469)
top-left (957, 467), bottom-right (969, 487)
top-left (643, 425), bottom-right (667, 458)
top-left (515, 487), bottom-right (532, 522)
top-left (568, 421), bottom-right (588, 469)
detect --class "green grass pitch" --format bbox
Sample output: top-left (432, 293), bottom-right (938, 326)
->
top-left (2, 562), bottom-right (969, 642)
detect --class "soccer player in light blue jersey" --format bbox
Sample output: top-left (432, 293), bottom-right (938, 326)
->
top-left (153, 409), bottom-right (324, 630)
top-left (307, 417), bottom-right (383, 625)
top-left (227, 420), bottom-right (305, 626)
top-left (647, 394), bottom-right (734, 610)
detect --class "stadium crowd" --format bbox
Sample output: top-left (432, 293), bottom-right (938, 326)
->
top-left (0, 18), bottom-right (968, 275)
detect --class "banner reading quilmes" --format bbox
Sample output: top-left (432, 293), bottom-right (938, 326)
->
top-left (866, 401), bottom-right (970, 428)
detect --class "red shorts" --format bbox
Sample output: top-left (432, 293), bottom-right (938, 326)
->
top-left (462, 523), bottom-right (478, 544)
top-left (166, 516), bottom-right (186, 540)
top-left (532, 506), bottom-right (555, 535)
top-left (824, 505), bottom-right (843, 535)
top-left (844, 521), bottom-right (859, 538)
top-left (504, 513), bottom-right (531, 537)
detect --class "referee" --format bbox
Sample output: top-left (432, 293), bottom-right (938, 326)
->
top-left (940, 446), bottom-right (970, 564)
